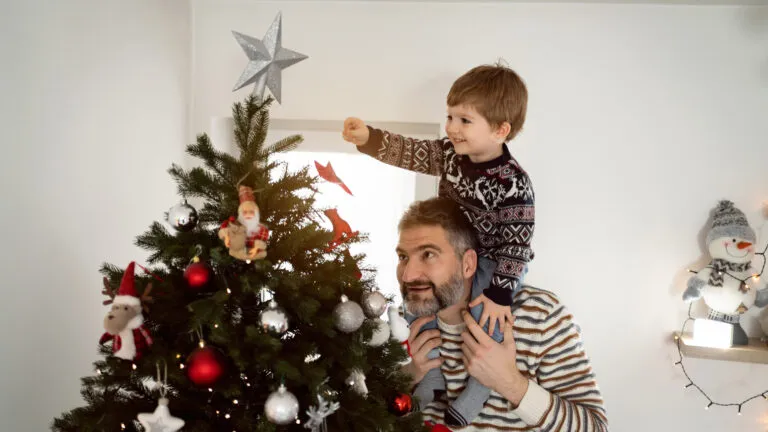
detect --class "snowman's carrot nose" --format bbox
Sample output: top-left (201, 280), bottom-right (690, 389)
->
top-left (737, 241), bottom-right (752, 250)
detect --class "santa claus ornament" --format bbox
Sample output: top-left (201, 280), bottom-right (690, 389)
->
top-left (98, 262), bottom-right (154, 361)
top-left (683, 200), bottom-right (768, 345)
top-left (218, 185), bottom-right (270, 261)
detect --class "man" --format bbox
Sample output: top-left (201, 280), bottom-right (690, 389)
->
top-left (396, 197), bottom-right (608, 430)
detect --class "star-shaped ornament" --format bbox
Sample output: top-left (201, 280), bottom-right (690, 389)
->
top-left (232, 12), bottom-right (308, 103)
top-left (137, 398), bottom-right (185, 432)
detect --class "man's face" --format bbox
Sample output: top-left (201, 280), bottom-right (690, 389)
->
top-left (396, 225), bottom-right (470, 317)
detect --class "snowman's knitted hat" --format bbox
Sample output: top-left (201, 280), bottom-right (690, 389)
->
top-left (706, 200), bottom-right (756, 245)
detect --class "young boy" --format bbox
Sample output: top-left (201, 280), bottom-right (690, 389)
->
top-left (342, 63), bottom-right (534, 427)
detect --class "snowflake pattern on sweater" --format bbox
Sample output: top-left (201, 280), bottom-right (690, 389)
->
top-left (357, 127), bottom-right (535, 305)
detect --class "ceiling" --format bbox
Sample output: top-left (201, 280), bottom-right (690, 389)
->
top-left (302, 0), bottom-right (768, 5)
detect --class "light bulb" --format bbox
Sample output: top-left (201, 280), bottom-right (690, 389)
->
top-left (132, 363), bottom-right (137, 370)
top-left (209, 388), bottom-right (213, 392)
top-left (180, 363), bottom-right (185, 369)
top-left (225, 413), bottom-right (231, 419)
top-left (233, 399), bottom-right (238, 405)
top-left (121, 423), bottom-right (126, 430)
top-left (199, 340), bottom-right (206, 348)
top-left (214, 324), bottom-right (219, 328)
top-left (227, 288), bottom-right (232, 294)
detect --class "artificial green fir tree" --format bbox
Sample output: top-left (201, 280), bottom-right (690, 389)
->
top-left (53, 96), bottom-right (426, 432)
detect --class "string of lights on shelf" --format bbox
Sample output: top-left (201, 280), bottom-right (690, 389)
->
top-left (674, 243), bottom-right (768, 415)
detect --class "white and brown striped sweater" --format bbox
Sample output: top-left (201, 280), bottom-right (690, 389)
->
top-left (422, 287), bottom-right (608, 431)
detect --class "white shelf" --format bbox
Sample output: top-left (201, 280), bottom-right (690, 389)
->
top-left (674, 332), bottom-right (768, 364)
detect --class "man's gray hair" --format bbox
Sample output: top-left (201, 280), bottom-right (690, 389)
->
top-left (398, 197), bottom-right (478, 256)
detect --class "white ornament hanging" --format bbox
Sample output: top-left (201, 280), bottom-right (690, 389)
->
top-left (265, 383), bottom-right (300, 425)
top-left (137, 398), bottom-right (185, 432)
top-left (361, 290), bottom-right (388, 318)
top-left (304, 393), bottom-right (340, 432)
top-left (137, 363), bottom-right (184, 432)
top-left (346, 369), bottom-right (368, 398)
top-left (387, 305), bottom-right (412, 365)
top-left (366, 318), bottom-right (390, 347)
top-left (260, 299), bottom-right (289, 334)
top-left (333, 294), bottom-right (365, 333)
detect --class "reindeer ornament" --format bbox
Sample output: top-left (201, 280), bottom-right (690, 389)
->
top-left (98, 262), bottom-right (154, 361)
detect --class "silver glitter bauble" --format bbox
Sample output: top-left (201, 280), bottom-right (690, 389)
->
top-left (366, 318), bottom-right (390, 347)
top-left (264, 384), bottom-right (299, 425)
top-left (165, 200), bottom-right (199, 232)
top-left (361, 290), bottom-right (388, 318)
top-left (333, 295), bottom-right (365, 333)
top-left (259, 300), bottom-right (289, 334)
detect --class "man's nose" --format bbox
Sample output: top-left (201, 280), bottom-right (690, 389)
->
top-left (400, 260), bottom-right (424, 282)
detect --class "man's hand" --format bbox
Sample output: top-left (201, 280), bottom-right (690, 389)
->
top-left (401, 315), bottom-right (443, 386)
top-left (469, 293), bottom-right (515, 336)
top-left (460, 310), bottom-right (528, 406)
top-left (342, 117), bottom-right (370, 146)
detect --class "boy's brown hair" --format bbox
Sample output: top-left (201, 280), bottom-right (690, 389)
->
top-left (447, 61), bottom-right (528, 141)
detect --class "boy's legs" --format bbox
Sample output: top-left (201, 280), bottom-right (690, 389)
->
top-left (445, 258), bottom-right (526, 426)
top-left (403, 307), bottom-right (445, 411)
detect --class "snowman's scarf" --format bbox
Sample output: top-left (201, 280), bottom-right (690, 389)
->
top-left (709, 259), bottom-right (751, 287)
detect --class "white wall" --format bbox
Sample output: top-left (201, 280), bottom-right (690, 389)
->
top-left (0, 0), bottom-right (191, 430)
top-left (192, 1), bottom-right (768, 431)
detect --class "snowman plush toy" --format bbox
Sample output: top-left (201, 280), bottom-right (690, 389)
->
top-left (683, 200), bottom-right (768, 345)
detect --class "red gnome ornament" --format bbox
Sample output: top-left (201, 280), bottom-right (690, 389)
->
top-left (218, 186), bottom-right (270, 261)
top-left (99, 262), bottom-right (153, 361)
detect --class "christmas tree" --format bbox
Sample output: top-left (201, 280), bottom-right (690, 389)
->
top-left (53, 96), bottom-right (427, 431)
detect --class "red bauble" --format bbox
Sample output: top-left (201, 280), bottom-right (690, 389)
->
top-left (186, 346), bottom-right (224, 386)
top-left (391, 393), bottom-right (412, 416)
top-left (184, 261), bottom-right (210, 290)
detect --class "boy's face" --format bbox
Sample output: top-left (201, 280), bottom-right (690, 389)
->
top-left (445, 104), bottom-right (508, 163)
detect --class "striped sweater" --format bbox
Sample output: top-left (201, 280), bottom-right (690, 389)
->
top-left (422, 287), bottom-right (608, 431)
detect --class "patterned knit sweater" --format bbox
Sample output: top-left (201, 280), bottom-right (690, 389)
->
top-left (358, 128), bottom-right (535, 306)
top-left (423, 287), bottom-right (608, 431)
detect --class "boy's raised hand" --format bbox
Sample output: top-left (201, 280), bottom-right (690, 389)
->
top-left (468, 294), bottom-right (515, 336)
top-left (342, 117), bottom-right (369, 146)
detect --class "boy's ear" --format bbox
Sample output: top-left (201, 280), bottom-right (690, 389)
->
top-left (495, 122), bottom-right (512, 141)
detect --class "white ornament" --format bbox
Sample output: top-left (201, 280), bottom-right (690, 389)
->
top-left (345, 369), bottom-right (368, 398)
top-left (304, 393), bottom-right (340, 432)
top-left (333, 295), bottom-right (365, 333)
top-left (361, 290), bottom-right (388, 318)
top-left (366, 318), bottom-right (390, 347)
top-left (260, 300), bottom-right (289, 334)
top-left (232, 12), bottom-right (308, 103)
top-left (137, 398), bottom-right (185, 432)
top-left (265, 384), bottom-right (300, 425)
top-left (387, 305), bottom-right (412, 364)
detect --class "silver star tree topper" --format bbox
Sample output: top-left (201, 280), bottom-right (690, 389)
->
top-left (232, 12), bottom-right (308, 103)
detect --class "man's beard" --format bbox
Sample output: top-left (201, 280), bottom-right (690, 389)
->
top-left (239, 213), bottom-right (261, 235)
top-left (402, 270), bottom-right (465, 317)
